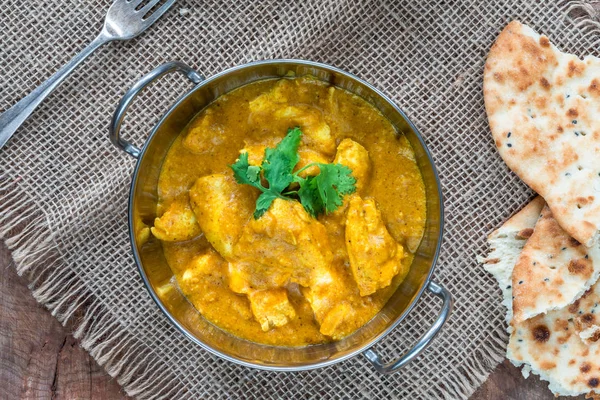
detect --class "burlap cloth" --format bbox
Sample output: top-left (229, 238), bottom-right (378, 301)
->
top-left (2, 0), bottom-right (600, 398)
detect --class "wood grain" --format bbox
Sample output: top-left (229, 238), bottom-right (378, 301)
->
top-left (0, 241), bottom-right (128, 400)
top-left (472, 360), bottom-right (560, 400)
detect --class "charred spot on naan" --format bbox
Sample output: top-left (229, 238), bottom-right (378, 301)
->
top-left (568, 258), bottom-right (593, 277)
top-left (532, 324), bottom-right (551, 343)
top-left (589, 391), bottom-right (600, 400)
top-left (540, 77), bottom-right (551, 90)
top-left (569, 298), bottom-right (583, 314)
top-left (589, 79), bottom-right (600, 97)
top-left (567, 59), bottom-right (586, 78)
top-left (574, 313), bottom-right (596, 329)
top-left (581, 363), bottom-right (592, 373)
top-left (516, 228), bottom-right (534, 239)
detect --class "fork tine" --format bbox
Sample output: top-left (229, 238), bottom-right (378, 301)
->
top-left (138, 0), bottom-right (163, 15)
top-left (130, 0), bottom-right (149, 7)
top-left (142, 0), bottom-right (176, 25)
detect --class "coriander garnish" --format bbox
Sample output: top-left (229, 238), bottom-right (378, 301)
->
top-left (230, 127), bottom-right (356, 218)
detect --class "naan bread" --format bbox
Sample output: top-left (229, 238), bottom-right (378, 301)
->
top-left (482, 199), bottom-right (600, 397)
top-left (480, 196), bottom-right (545, 328)
top-left (512, 206), bottom-right (600, 323)
top-left (508, 283), bottom-right (600, 397)
top-left (484, 20), bottom-right (600, 247)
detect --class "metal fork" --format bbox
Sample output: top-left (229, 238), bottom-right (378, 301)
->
top-left (0, 0), bottom-right (176, 148)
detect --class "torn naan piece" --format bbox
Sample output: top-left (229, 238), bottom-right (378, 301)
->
top-left (508, 283), bottom-right (600, 397)
top-left (482, 199), bottom-right (600, 397)
top-left (480, 196), bottom-right (545, 328)
top-left (512, 206), bottom-right (600, 323)
top-left (484, 20), bottom-right (600, 247)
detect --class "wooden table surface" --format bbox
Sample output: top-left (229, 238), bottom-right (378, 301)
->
top-left (1, 240), bottom-right (565, 400)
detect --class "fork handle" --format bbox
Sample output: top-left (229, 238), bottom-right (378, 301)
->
top-left (0, 32), bottom-right (112, 148)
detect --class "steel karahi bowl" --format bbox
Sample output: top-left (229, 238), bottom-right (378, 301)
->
top-left (110, 59), bottom-right (451, 374)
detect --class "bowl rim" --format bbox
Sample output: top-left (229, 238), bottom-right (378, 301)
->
top-left (127, 58), bottom-right (445, 371)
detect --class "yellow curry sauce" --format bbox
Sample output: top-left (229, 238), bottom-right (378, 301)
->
top-left (153, 76), bottom-right (426, 347)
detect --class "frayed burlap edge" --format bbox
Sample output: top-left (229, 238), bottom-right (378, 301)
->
top-left (1, 3), bottom-right (600, 399)
top-left (562, 0), bottom-right (600, 43)
top-left (0, 174), bottom-right (186, 400)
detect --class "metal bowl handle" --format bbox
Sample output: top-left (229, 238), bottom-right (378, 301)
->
top-left (363, 281), bottom-right (452, 374)
top-left (109, 61), bottom-right (204, 159)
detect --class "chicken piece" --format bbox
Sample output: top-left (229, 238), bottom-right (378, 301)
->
top-left (300, 267), bottom-right (358, 339)
top-left (182, 250), bottom-right (221, 279)
top-left (295, 148), bottom-right (329, 177)
top-left (249, 79), bottom-right (336, 155)
top-left (241, 144), bottom-right (267, 166)
top-left (301, 267), bottom-right (346, 322)
top-left (319, 302), bottom-right (356, 339)
top-left (227, 260), bottom-right (289, 293)
top-left (182, 109), bottom-right (226, 154)
top-left (250, 77), bottom-right (330, 113)
top-left (239, 138), bottom-right (278, 166)
top-left (274, 105), bottom-right (336, 155)
top-left (228, 262), bottom-right (296, 331)
top-left (232, 199), bottom-right (334, 289)
top-left (345, 195), bottom-right (405, 296)
top-left (322, 139), bottom-right (371, 226)
top-left (134, 212), bottom-right (151, 245)
top-left (334, 138), bottom-right (371, 193)
top-left (179, 250), bottom-right (223, 303)
top-left (151, 200), bottom-right (201, 242)
top-left (189, 174), bottom-right (256, 258)
top-left (231, 199), bottom-right (356, 336)
top-left (247, 289), bottom-right (296, 331)
top-left (227, 261), bottom-right (254, 294)
top-left (248, 79), bottom-right (296, 114)
top-left (179, 249), bottom-right (253, 320)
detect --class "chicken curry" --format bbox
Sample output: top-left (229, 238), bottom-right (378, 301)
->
top-left (151, 76), bottom-right (426, 346)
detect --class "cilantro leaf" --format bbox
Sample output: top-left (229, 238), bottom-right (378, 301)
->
top-left (298, 163), bottom-right (356, 216)
top-left (246, 165), bottom-right (261, 183)
top-left (314, 163), bottom-right (357, 213)
top-left (297, 175), bottom-right (324, 218)
top-left (229, 127), bottom-right (357, 219)
top-left (230, 152), bottom-right (260, 187)
top-left (261, 127), bottom-right (302, 193)
top-left (254, 191), bottom-right (278, 219)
